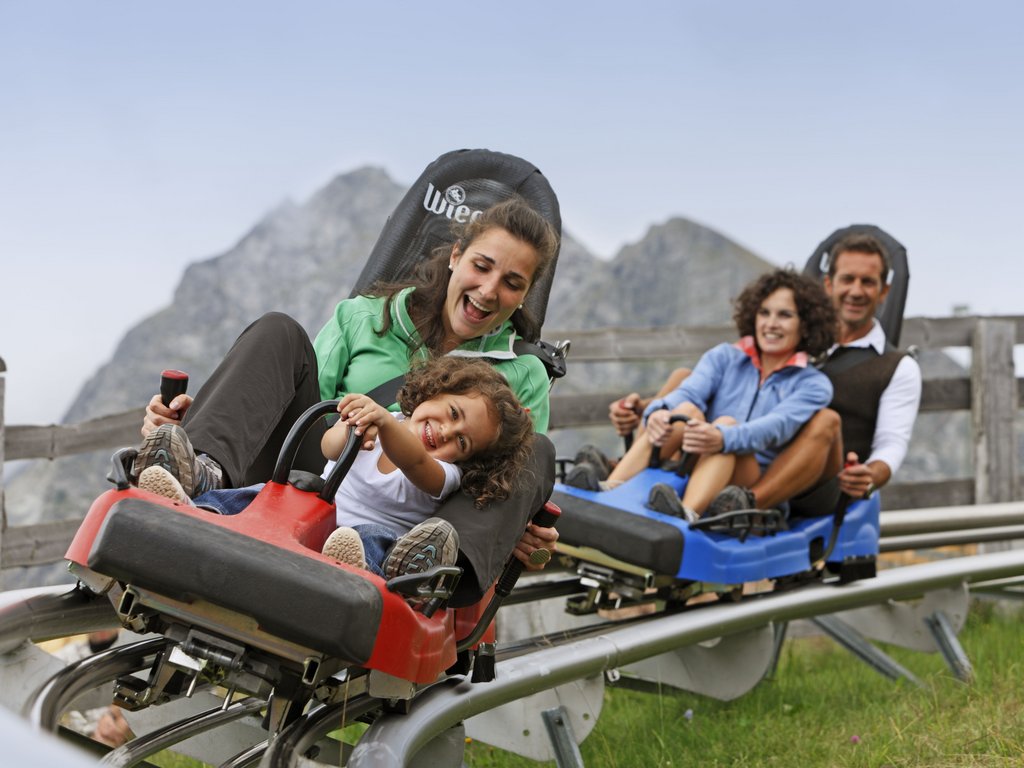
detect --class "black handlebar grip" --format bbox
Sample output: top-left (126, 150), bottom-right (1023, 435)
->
top-left (494, 501), bottom-right (561, 596)
top-left (530, 501), bottom-right (561, 529)
top-left (160, 369), bottom-right (189, 407)
top-left (648, 412), bottom-right (692, 468)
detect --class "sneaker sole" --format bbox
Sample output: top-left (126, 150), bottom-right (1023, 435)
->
top-left (322, 527), bottom-right (367, 570)
top-left (138, 465), bottom-right (192, 505)
top-left (384, 518), bottom-right (459, 580)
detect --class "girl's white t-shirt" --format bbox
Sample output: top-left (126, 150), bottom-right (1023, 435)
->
top-left (322, 413), bottom-right (462, 534)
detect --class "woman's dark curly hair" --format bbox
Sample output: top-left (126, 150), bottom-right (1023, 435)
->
top-left (397, 356), bottom-right (535, 508)
top-left (372, 197), bottom-right (560, 353)
top-left (732, 268), bottom-right (836, 357)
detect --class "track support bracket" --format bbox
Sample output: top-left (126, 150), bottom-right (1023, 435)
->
top-left (541, 705), bottom-right (585, 768)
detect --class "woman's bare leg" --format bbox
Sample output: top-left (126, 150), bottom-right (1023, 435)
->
top-left (750, 409), bottom-right (842, 509)
top-left (606, 423), bottom-right (682, 484)
top-left (681, 453), bottom-right (738, 512)
top-left (683, 452), bottom-right (761, 515)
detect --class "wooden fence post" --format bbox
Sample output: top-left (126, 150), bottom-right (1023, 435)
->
top-left (972, 320), bottom-right (1019, 554)
top-left (1, 355), bottom-right (6, 587)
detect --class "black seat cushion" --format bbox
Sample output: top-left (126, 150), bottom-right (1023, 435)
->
top-left (88, 499), bottom-right (382, 663)
top-left (552, 490), bottom-right (685, 575)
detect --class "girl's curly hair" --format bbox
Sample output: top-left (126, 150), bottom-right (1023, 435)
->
top-left (732, 268), bottom-right (836, 358)
top-left (397, 356), bottom-right (535, 508)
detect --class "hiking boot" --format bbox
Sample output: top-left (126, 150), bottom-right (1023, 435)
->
top-left (573, 444), bottom-right (612, 480)
top-left (132, 424), bottom-right (223, 497)
top-left (133, 424), bottom-right (195, 493)
top-left (322, 527), bottom-right (367, 570)
top-left (564, 461), bottom-right (602, 491)
top-left (647, 482), bottom-right (699, 523)
top-left (383, 518), bottom-right (459, 580)
top-left (138, 465), bottom-right (194, 506)
top-left (193, 453), bottom-right (225, 496)
top-left (706, 485), bottom-right (757, 518)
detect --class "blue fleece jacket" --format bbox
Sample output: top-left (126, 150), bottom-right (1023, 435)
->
top-left (642, 340), bottom-right (833, 468)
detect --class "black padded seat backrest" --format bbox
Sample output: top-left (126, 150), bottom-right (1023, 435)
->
top-left (804, 224), bottom-right (909, 347)
top-left (350, 148), bottom-right (562, 335)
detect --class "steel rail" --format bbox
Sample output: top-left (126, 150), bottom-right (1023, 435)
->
top-left (261, 695), bottom-right (382, 768)
top-left (879, 501), bottom-right (1024, 535)
top-left (25, 636), bottom-right (172, 731)
top-left (218, 740), bottom-right (269, 768)
top-left (881, 525), bottom-right (1024, 551)
top-left (0, 583), bottom-right (118, 655)
top-left (99, 697), bottom-right (264, 767)
top-left (347, 549), bottom-right (1024, 767)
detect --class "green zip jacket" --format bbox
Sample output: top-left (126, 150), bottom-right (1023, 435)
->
top-left (313, 287), bottom-right (550, 433)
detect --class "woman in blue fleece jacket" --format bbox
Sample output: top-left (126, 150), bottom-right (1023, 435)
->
top-left (602, 269), bottom-right (837, 520)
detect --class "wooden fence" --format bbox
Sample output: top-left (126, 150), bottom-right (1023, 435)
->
top-left (1, 314), bottom-right (1021, 580)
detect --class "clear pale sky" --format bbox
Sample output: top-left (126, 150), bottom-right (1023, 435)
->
top-left (2, 1), bottom-right (1021, 426)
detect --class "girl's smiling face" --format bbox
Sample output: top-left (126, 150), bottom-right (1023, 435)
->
top-left (406, 393), bottom-right (499, 463)
top-left (441, 227), bottom-right (539, 351)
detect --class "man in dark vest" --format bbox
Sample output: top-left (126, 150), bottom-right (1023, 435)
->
top-left (576, 232), bottom-right (921, 514)
top-left (747, 232), bottom-right (922, 514)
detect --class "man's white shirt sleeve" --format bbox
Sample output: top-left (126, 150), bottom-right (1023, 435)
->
top-left (867, 354), bottom-right (921, 475)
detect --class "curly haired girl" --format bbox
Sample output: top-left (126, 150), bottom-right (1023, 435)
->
top-left (318, 356), bottom-right (534, 579)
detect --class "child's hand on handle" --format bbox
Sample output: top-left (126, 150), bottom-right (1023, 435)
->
top-left (337, 393), bottom-right (388, 449)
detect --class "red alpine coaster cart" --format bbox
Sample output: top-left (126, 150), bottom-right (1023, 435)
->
top-left (60, 147), bottom-right (566, 741)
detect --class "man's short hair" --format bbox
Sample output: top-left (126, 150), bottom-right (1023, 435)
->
top-left (828, 233), bottom-right (891, 282)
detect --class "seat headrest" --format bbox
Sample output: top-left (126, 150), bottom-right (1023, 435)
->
top-left (804, 224), bottom-right (909, 347)
top-left (350, 148), bottom-right (562, 331)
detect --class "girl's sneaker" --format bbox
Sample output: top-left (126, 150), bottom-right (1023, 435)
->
top-left (383, 518), bottom-right (459, 580)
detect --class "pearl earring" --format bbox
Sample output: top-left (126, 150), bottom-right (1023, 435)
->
top-left (449, 263), bottom-right (454, 271)
top-left (517, 303), bottom-right (524, 309)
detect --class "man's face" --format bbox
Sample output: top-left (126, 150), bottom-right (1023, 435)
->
top-left (824, 250), bottom-right (889, 332)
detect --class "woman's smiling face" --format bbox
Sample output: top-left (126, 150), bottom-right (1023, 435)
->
top-left (441, 227), bottom-right (539, 350)
top-left (755, 287), bottom-right (802, 359)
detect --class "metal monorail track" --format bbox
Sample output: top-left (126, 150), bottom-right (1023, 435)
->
top-left (1, 509), bottom-right (1022, 767)
top-left (345, 548), bottom-right (1024, 767)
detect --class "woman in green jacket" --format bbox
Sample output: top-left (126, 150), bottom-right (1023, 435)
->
top-left (138, 198), bottom-right (560, 604)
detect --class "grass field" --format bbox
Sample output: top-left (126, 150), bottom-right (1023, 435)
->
top-left (144, 600), bottom-right (1023, 767)
top-left (463, 600), bottom-right (1023, 768)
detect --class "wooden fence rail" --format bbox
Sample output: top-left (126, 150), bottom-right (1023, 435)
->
top-left (2, 314), bottom-right (1021, 578)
